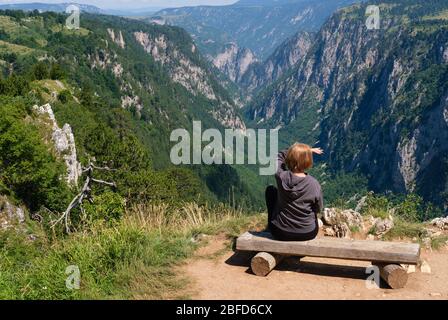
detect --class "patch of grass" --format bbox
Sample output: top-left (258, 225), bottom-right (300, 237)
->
top-left (0, 40), bottom-right (34, 55)
top-left (430, 235), bottom-right (448, 251)
top-left (50, 24), bottom-right (90, 36)
top-left (363, 207), bottom-right (389, 220)
top-left (0, 203), bottom-right (263, 300)
top-left (422, 10), bottom-right (448, 21)
top-left (382, 218), bottom-right (428, 241)
top-left (0, 16), bottom-right (21, 34)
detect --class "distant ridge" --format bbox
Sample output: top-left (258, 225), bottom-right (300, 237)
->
top-left (0, 2), bottom-right (162, 16)
top-left (0, 2), bottom-right (102, 14)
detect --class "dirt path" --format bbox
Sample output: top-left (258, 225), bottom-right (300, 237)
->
top-left (180, 235), bottom-right (448, 300)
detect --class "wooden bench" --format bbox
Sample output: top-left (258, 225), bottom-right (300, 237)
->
top-left (236, 232), bottom-right (421, 289)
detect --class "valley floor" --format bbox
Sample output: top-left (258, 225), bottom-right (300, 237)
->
top-left (180, 234), bottom-right (448, 300)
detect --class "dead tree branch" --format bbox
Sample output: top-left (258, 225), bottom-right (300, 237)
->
top-left (52, 160), bottom-right (116, 233)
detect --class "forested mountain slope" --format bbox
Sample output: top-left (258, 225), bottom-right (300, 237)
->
top-left (0, 10), bottom-right (260, 216)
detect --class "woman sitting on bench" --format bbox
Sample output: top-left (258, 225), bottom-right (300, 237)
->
top-left (266, 143), bottom-right (324, 242)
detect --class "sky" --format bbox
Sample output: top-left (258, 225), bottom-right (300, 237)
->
top-left (0, 0), bottom-right (238, 9)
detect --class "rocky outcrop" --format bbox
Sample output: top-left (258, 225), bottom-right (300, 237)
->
top-left (239, 31), bottom-right (313, 97)
top-left (373, 217), bottom-right (395, 236)
top-left (322, 207), bottom-right (396, 239)
top-left (134, 31), bottom-right (217, 100)
top-left (323, 208), bottom-right (364, 229)
top-left (134, 30), bottom-right (246, 129)
top-left (212, 43), bottom-right (257, 83)
top-left (431, 217), bottom-right (448, 230)
top-left (121, 95), bottom-right (143, 113)
top-left (322, 208), bottom-right (364, 238)
top-left (107, 28), bottom-right (126, 49)
top-left (0, 196), bottom-right (25, 229)
top-left (34, 104), bottom-right (82, 186)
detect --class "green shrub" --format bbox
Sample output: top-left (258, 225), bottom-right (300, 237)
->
top-left (361, 193), bottom-right (391, 219)
top-left (83, 192), bottom-right (126, 225)
top-left (31, 62), bottom-right (49, 81)
top-left (0, 101), bottom-right (73, 212)
top-left (395, 194), bottom-right (422, 222)
top-left (57, 89), bottom-right (71, 103)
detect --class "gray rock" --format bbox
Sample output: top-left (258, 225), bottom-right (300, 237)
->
top-left (355, 195), bottom-right (368, 213)
top-left (34, 104), bottom-right (82, 186)
top-left (318, 218), bottom-right (324, 229)
top-left (373, 217), bottom-right (394, 236)
top-left (0, 197), bottom-right (26, 228)
top-left (431, 217), bottom-right (448, 230)
top-left (323, 208), bottom-right (363, 229)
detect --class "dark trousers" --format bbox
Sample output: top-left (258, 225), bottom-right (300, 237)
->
top-left (265, 185), bottom-right (318, 242)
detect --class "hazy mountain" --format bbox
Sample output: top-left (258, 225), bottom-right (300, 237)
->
top-left (147, 0), bottom-right (359, 61)
top-left (0, 2), bottom-right (102, 13)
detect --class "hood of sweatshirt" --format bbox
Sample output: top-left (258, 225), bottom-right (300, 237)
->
top-left (277, 171), bottom-right (315, 200)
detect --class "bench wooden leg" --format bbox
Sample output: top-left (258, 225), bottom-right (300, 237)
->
top-left (375, 263), bottom-right (409, 289)
top-left (251, 252), bottom-right (285, 276)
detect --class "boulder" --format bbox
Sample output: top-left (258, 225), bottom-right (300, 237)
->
top-left (373, 217), bottom-right (394, 236)
top-left (324, 223), bottom-right (351, 239)
top-left (431, 217), bottom-right (448, 230)
top-left (324, 227), bottom-right (336, 237)
top-left (323, 208), bottom-right (363, 229)
top-left (355, 195), bottom-right (368, 213)
top-left (0, 197), bottom-right (26, 229)
top-left (333, 223), bottom-right (351, 239)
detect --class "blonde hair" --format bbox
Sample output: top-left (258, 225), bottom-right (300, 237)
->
top-left (286, 143), bottom-right (313, 173)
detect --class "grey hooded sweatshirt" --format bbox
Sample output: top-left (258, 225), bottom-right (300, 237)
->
top-left (272, 149), bottom-right (323, 234)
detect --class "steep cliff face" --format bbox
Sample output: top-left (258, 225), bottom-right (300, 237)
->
top-left (239, 31), bottom-right (313, 97)
top-left (212, 43), bottom-right (257, 83)
top-left (84, 18), bottom-right (246, 130)
top-left (247, 0), bottom-right (448, 208)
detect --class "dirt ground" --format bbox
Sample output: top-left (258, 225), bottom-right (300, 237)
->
top-left (180, 234), bottom-right (448, 300)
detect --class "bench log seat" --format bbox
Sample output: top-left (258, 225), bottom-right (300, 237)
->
top-left (236, 231), bottom-right (421, 289)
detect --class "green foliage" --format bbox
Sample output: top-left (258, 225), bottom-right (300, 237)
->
top-left (83, 192), bottom-right (126, 225)
top-left (49, 63), bottom-right (65, 80)
top-left (395, 193), bottom-right (423, 222)
top-left (315, 170), bottom-right (368, 209)
top-left (383, 218), bottom-right (428, 241)
top-left (0, 99), bottom-right (72, 212)
top-left (0, 75), bottom-right (30, 96)
top-left (0, 203), bottom-right (264, 299)
top-left (57, 89), bottom-right (71, 103)
top-left (361, 193), bottom-right (391, 219)
top-left (31, 61), bottom-right (49, 80)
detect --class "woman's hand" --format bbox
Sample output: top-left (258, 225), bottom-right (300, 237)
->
top-left (311, 147), bottom-right (324, 155)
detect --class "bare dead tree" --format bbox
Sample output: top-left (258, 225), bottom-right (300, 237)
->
top-left (52, 160), bottom-right (117, 233)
